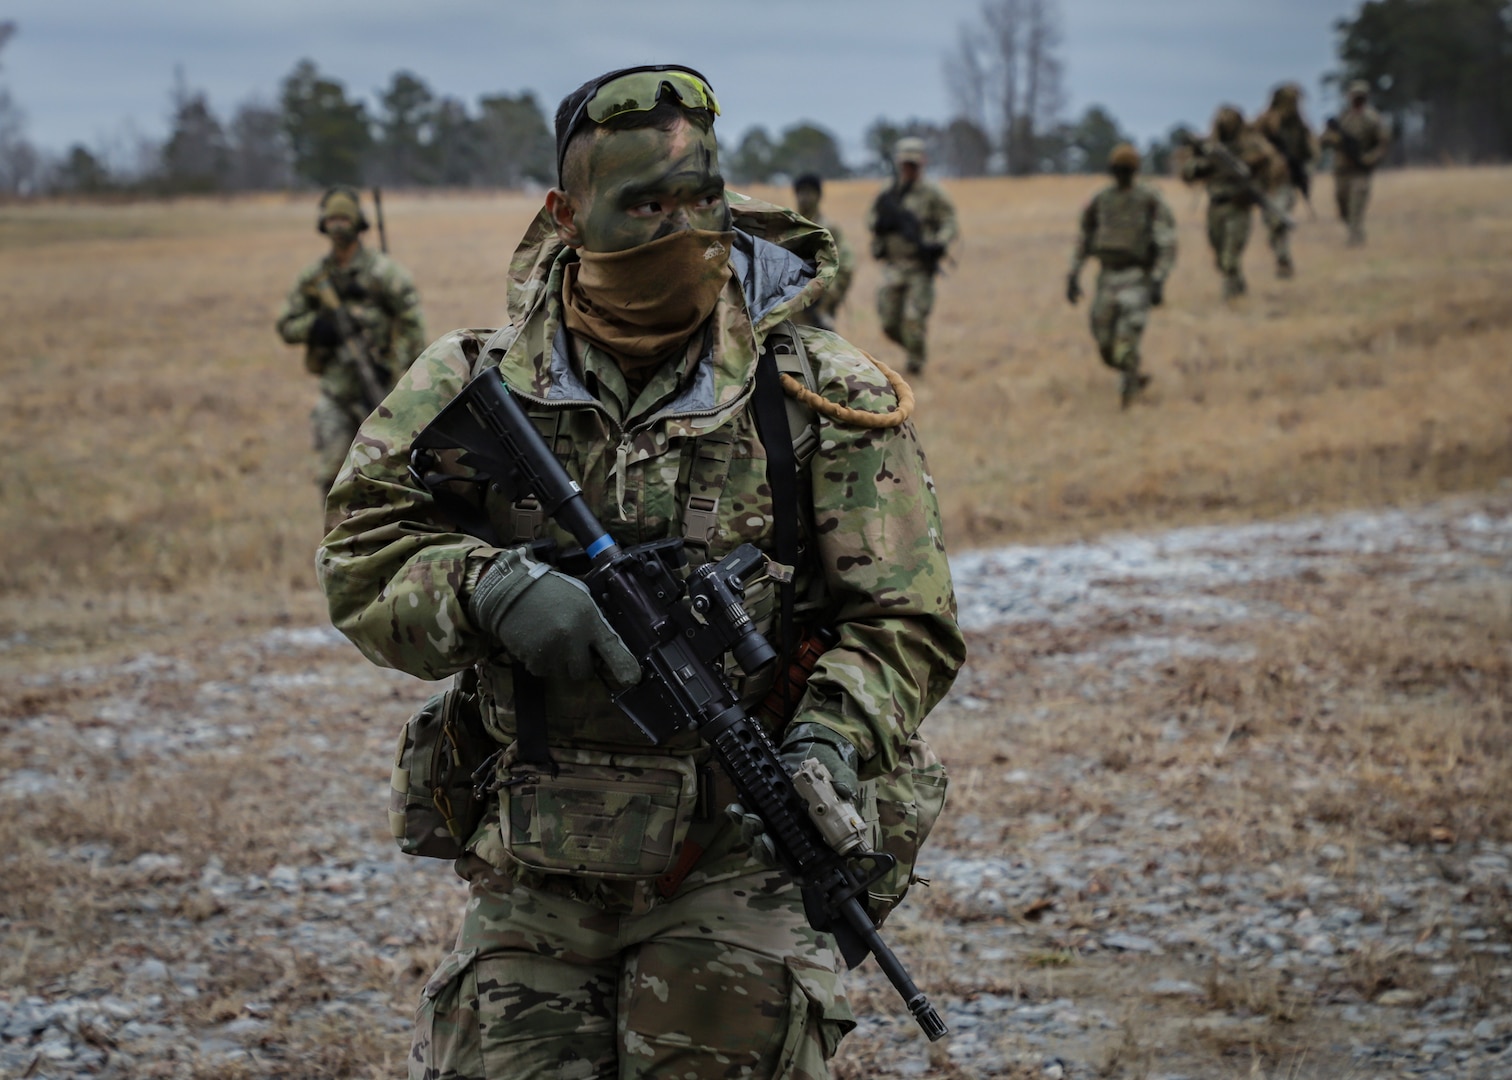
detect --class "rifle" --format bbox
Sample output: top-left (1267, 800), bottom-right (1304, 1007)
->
top-left (1177, 129), bottom-right (1295, 230)
top-left (372, 186), bottom-right (388, 254)
top-left (409, 370), bottom-right (950, 1043)
top-left (310, 276), bottom-right (387, 413)
top-left (1325, 117), bottom-right (1366, 170)
top-left (871, 167), bottom-right (946, 275)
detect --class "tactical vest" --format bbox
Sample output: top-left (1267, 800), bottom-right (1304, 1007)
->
top-left (1091, 187), bottom-right (1157, 268)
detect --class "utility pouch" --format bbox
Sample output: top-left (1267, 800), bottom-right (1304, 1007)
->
top-left (861, 733), bottom-right (949, 926)
top-left (495, 746), bottom-right (699, 880)
top-left (389, 672), bottom-right (493, 859)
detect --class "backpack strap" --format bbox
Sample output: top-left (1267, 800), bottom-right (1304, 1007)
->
top-left (680, 426), bottom-right (737, 555)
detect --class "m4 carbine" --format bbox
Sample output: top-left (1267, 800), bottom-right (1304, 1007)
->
top-left (410, 369), bottom-right (950, 1042)
top-left (309, 276), bottom-right (388, 413)
top-left (1178, 129), bottom-right (1296, 231)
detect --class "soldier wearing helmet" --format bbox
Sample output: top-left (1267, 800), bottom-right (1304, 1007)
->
top-left (1067, 143), bottom-right (1178, 408)
top-left (1181, 105), bottom-right (1285, 299)
top-left (1256, 82), bottom-right (1318, 278)
top-left (1321, 78), bottom-right (1391, 245)
top-left (275, 186), bottom-right (427, 494)
top-left (866, 135), bottom-right (958, 374)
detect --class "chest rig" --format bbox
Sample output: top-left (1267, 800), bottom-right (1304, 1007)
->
top-left (1091, 188), bottom-right (1157, 266)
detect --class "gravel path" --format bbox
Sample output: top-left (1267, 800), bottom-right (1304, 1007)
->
top-left (3, 497), bottom-right (1510, 1078)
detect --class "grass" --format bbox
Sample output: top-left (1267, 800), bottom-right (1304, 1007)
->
top-left (1, 170), bottom-right (1510, 1077)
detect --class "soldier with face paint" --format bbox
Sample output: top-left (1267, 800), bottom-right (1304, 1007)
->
top-left (316, 65), bottom-right (963, 1079)
top-left (276, 186), bottom-right (427, 494)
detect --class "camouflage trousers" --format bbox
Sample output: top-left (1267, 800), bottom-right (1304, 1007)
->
top-left (410, 863), bottom-right (854, 1079)
top-left (875, 262), bottom-right (936, 373)
top-left (1089, 267), bottom-right (1152, 376)
top-left (1333, 171), bottom-right (1373, 245)
top-left (311, 360), bottom-right (393, 493)
top-left (1263, 182), bottom-right (1297, 274)
top-left (1206, 199), bottom-right (1254, 299)
top-left (311, 392), bottom-right (369, 494)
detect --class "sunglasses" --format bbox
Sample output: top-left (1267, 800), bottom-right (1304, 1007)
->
top-left (556, 65), bottom-right (720, 184)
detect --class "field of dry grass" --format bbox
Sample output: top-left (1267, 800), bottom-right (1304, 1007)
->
top-left (1, 170), bottom-right (1510, 1078)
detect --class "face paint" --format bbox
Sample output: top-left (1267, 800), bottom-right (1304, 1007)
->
top-left (572, 119), bottom-right (728, 253)
top-left (325, 217), bottom-right (358, 246)
top-left (795, 190), bottom-right (820, 219)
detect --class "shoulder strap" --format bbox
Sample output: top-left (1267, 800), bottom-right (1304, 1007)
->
top-left (751, 324), bottom-right (805, 711)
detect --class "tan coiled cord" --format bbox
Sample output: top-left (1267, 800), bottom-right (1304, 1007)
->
top-left (778, 353), bottom-right (915, 428)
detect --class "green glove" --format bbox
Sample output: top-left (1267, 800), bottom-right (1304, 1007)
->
top-left (469, 549), bottom-right (640, 690)
top-left (1066, 274), bottom-right (1083, 305)
top-left (1149, 278), bottom-right (1165, 307)
top-left (778, 722), bottom-right (860, 801)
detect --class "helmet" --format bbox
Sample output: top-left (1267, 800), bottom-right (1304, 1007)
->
top-left (1213, 105), bottom-right (1244, 140)
top-left (317, 186), bottom-right (369, 235)
top-left (1108, 143), bottom-right (1141, 172)
top-left (894, 136), bottom-right (926, 165)
top-left (1347, 79), bottom-right (1371, 99)
top-left (1271, 82), bottom-right (1302, 109)
top-left (792, 171), bottom-right (823, 195)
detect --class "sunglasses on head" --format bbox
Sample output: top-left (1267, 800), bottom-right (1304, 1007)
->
top-left (557, 65), bottom-right (720, 184)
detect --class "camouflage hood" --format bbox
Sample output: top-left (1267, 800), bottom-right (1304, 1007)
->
top-left (495, 193), bottom-right (838, 420)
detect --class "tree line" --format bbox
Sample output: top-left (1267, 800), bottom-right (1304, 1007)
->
top-left (2, 1), bottom-right (1508, 198)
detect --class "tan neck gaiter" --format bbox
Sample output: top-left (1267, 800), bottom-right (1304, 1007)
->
top-left (562, 228), bottom-right (734, 375)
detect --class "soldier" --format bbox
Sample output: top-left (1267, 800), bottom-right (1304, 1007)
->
top-left (791, 172), bottom-right (855, 331)
top-left (1321, 79), bottom-right (1391, 246)
top-left (866, 136), bottom-right (957, 375)
top-left (1067, 143), bottom-right (1177, 409)
top-left (276, 186), bottom-right (427, 493)
top-left (316, 64), bottom-right (964, 1078)
top-left (1256, 82), bottom-right (1318, 278)
top-left (1181, 105), bottom-right (1284, 299)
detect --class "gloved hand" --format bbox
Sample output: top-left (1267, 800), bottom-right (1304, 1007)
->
top-left (338, 279), bottom-right (368, 302)
top-left (920, 241), bottom-right (947, 264)
top-left (725, 802), bottom-right (779, 868)
top-left (778, 722), bottom-right (860, 802)
top-left (309, 309), bottom-right (343, 348)
top-left (1149, 278), bottom-right (1165, 307)
top-left (469, 549), bottom-right (641, 690)
top-left (1066, 275), bottom-right (1083, 305)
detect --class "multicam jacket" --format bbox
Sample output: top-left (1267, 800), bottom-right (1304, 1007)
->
top-left (1070, 182), bottom-right (1178, 279)
top-left (1182, 128), bottom-right (1285, 206)
top-left (316, 195), bottom-right (964, 901)
top-left (1322, 106), bottom-right (1390, 175)
top-left (866, 179), bottom-right (958, 266)
top-left (276, 245), bottom-right (428, 388)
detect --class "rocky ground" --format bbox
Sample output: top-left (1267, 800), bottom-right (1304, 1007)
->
top-left (2, 495), bottom-right (1510, 1079)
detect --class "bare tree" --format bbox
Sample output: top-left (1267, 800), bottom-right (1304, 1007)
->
top-left (944, 0), bottom-right (1067, 175)
top-left (0, 20), bottom-right (41, 195)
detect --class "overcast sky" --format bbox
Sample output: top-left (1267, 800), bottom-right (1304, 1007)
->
top-left (3, 0), bottom-right (1362, 165)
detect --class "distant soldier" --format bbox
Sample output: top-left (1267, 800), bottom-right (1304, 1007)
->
top-left (1067, 143), bottom-right (1177, 409)
top-left (1256, 82), bottom-right (1317, 278)
top-left (276, 187), bottom-right (427, 493)
top-left (866, 136), bottom-right (957, 374)
top-left (792, 172), bottom-right (855, 331)
top-left (1321, 79), bottom-right (1391, 246)
top-left (1181, 106), bottom-right (1285, 299)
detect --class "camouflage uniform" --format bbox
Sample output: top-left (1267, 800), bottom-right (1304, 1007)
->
top-left (317, 193), bottom-right (964, 1078)
top-left (866, 145), bottom-right (957, 374)
top-left (791, 210), bottom-right (855, 332)
top-left (1256, 83), bottom-right (1317, 277)
top-left (1068, 169), bottom-right (1177, 406)
top-left (276, 244), bottom-right (427, 492)
top-left (1321, 82), bottom-right (1390, 246)
top-left (1181, 108), bottom-right (1284, 299)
